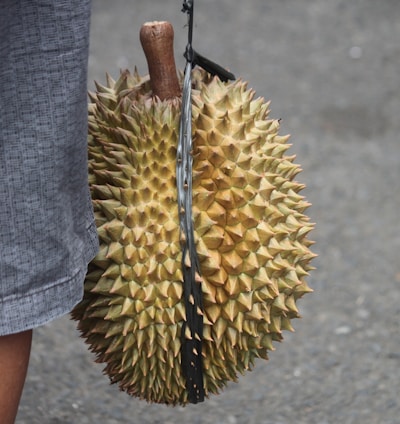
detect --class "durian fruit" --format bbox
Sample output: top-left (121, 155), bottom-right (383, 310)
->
top-left (72, 21), bottom-right (315, 406)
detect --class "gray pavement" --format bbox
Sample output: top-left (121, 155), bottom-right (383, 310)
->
top-left (16, 1), bottom-right (400, 423)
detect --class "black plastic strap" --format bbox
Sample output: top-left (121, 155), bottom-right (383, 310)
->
top-left (182, 0), bottom-right (235, 82)
top-left (179, 0), bottom-right (205, 404)
top-left (186, 49), bottom-right (235, 82)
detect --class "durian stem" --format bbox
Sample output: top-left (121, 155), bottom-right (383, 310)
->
top-left (140, 21), bottom-right (181, 100)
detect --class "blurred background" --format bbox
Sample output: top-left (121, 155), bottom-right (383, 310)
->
top-left (17, 1), bottom-right (400, 423)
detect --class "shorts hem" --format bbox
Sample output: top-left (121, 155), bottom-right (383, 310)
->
top-left (0, 266), bottom-right (86, 336)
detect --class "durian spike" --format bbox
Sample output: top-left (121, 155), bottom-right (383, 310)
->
top-left (140, 21), bottom-right (181, 100)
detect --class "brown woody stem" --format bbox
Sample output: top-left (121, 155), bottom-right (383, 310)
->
top-left (140, 21), bottom-right (181, 100)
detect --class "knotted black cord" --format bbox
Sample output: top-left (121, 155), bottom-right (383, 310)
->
top-left (179, 0), bottom-right (205, 404)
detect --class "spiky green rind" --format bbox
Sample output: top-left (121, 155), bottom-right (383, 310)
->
top-left (72, 68), bottom-right (315, 405)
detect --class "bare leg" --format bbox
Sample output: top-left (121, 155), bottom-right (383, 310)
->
top-left (0, 330), bottom-right (32, 424)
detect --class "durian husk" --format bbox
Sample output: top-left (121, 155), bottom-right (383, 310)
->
top-left (72, 67), bottom-right (315, 405)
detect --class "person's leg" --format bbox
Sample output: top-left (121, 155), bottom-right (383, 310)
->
top-left (0, 330), bottom-right (32, 424)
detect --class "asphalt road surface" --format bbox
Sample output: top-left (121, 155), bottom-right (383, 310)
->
top-left (16, 1), bottom-right (400, 423)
